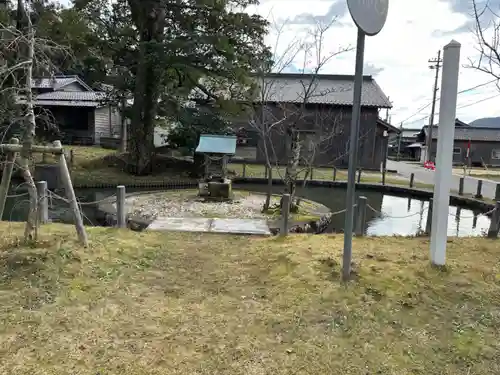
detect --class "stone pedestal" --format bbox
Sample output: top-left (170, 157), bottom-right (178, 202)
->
top-left (208, 179), bottom-right (232, 199)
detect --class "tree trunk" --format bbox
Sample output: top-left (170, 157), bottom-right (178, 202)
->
top-left (127, 1), bottom-right (165, 175)
top-left (295, 167), bottom-right (310, 207)
top-left (119, 97), bottom-right (127, 153)
top-left (264, 164), bottom-right (272, 210)
top-left (285, 129), bottom-right (300, 212)
top-left (21, 23), bottom-right (38, 242)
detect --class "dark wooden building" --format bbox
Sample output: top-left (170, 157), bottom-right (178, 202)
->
top-left (417, 119), bottom-right (500, 166)
top-left (17, 76), bottom-right (122, 145)
top-left (232, 73), bottom-right (397, 169)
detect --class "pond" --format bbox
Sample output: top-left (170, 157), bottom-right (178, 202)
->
top-left (2, 184), bottom-right (491, 237)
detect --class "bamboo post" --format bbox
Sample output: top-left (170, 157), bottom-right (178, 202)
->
top-left (116, 185), bottom-right (126, 228)
top-left (280, 194), bottom-right (290, 237)
top-left (36, 181), bottom-right (49, 224)
top-left (409, 173), bottom-right (415, 188)
top-left (487, 201), bottom-right (500, 238)
top-left (355, 196), bottom-right (367, 236)
top-left (53, 140), bottom-right (88, 246)
top-left (0, 138), bottom-right (19, 219)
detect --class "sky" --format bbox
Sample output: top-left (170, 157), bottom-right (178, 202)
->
top-left (247, 0), bottom-right (500, 128)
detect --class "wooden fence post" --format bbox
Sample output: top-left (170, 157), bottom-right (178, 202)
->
top-left (333, 167), bottom-right (337, 181)
top-left (36, 180), bottom-right (49, 224)
top-left (280, 194), bottom-right (290, 237)
top-left (53, 140), bottom-right (88, 246)
top-left (310, 167), bottom-right (314, 180)
top-left (117, 185), bottom-right (126, 228)
top-left (487, 201), bottom-right (500, 238)
top-left (459, 177), bottom-right (464, 196)
top-left (382, 168), bottom-right (386, 185)
top-left (357, 168), bottom-right (362, 184)
top-left (475, 180), bottom-right (483, 199)
top-left (355, 196), bottom-right (367, 236)
top-left (242, 163), bottom-right (246, 178)
top-left (425, 198), bottom-right (433, 235)
top-left (495, 184), bottom-right (500, 201)
top-left (409, 173), bottom-right (415, 188)
top-left (0, 138), bottom-right (19, 219)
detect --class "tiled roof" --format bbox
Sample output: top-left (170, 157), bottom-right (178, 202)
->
top-left (35, 91), bottom-right (105, 102)
top-left (257, 73), bottom-right (392, 108)
top-left (32, 76), bottom-right (93, 91)
top-left (428, 127), bottom-right (500, 142)
top-left (17, 91), bottom-right (107, 107)
top-left (195, 134), bottom-right (237, 154)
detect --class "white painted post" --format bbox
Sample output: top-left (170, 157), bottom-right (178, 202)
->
top-left (430, 40), bottom-right (461, 266)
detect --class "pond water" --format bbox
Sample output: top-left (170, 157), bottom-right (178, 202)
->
top-left (2, 184), bottom-right (491, 237)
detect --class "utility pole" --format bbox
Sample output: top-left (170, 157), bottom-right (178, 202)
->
top-left (397, 123), bottom-right (403, 161)
top-left (425, 50), bottom-right (442, 162)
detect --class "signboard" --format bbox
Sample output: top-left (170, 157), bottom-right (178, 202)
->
top-left (347, 0), bottom-right (389, 36)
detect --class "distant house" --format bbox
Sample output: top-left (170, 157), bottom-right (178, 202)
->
top-left (230, 73), bottom-right (399, 169)
top-left (416, 119), bottom-right (500, 166)
top-left (18, 76), bottom-right (122, 145)
top-left (388, 127), bottom-right (422, 160)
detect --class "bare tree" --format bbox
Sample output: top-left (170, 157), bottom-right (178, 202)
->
top-left (0, 1), bottom-right (69, 240)
top-left (468, 0), bottom-right (500, 89)
top-left (248, 16), bottom-right (353, 212)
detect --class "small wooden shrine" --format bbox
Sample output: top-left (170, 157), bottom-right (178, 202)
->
top-left (195, 134), bottom-right (237, 199)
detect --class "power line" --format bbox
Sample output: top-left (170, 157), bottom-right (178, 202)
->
top-left (405, 92), bottom-right (500, 125)
top-left (399, 78), bottom-right (497, 124)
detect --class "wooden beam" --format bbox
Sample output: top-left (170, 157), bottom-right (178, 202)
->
top-left (0, 143), bottom-right (63, 154)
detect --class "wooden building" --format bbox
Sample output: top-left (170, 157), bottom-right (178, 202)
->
top-left (232, 73), bottom-right (398, 169)
top-left (417, 120), bottom-right (500, 166)
top-left (19, 76), bottom-right (122, 145)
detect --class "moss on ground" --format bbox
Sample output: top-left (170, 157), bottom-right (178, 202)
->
top-left (1, 222), bottom-right (500, 374)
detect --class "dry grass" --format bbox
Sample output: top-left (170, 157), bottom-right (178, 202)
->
top-left (1, 222), bottom-right (500, 374)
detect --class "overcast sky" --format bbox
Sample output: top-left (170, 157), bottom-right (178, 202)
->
top-left (248, 0), bottom-right (500, 128)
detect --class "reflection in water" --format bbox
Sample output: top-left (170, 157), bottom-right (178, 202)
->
top-left (234, 184), bottom-right (490, 237)
top-left (3, 184), bottom-right (492, 237)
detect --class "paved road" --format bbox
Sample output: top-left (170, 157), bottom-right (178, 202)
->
top-left (387, 160), bottom-right (499, 200)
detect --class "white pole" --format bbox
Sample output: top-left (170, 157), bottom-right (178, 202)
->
top-left (430, 40), bottom-right (461, 266)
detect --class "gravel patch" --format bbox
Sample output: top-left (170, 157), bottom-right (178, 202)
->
top-left (117, 190), bottom-right (328, 221)
top-left (120, 191), bottom-right (282, 220)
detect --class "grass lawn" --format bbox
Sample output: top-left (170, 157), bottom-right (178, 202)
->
top-left (229, 162), bottom-right (433, 189)
top-left (1, 222), bottom-right (500, 374)
top-left (34, 146), bottom-right (194, 187)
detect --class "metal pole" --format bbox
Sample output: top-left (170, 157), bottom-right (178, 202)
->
top-left (425, 50), bottom-right (442, 163)
top-left (430, 41), bottom-right (460, 266)
top-left (342, 27), bottom-right (365, 281)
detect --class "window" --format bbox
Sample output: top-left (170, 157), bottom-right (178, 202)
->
top-left (492, 149), bottom-right (500, 160)
top-left (453, 147), bottom-right (461, 155)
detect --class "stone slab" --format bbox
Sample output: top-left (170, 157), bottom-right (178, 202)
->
top-left (148, 217), bottom-right (211, 232)
top-left (210, 218), bottom-right (271, 235)
top-left (147, 217), bottom-right (271, 235)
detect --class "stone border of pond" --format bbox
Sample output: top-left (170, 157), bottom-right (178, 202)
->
top-left (89, 177), bottom-right (495, 232)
